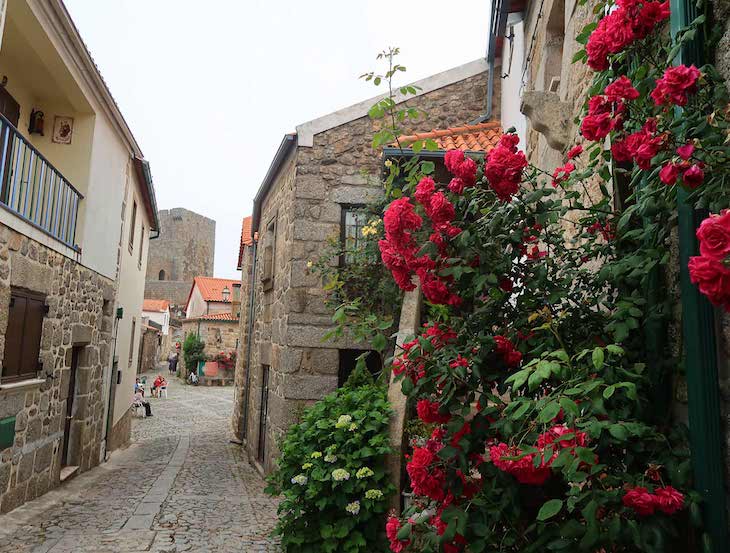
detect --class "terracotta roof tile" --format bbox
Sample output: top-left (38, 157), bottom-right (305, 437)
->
top-left (193, 277), bottom-right (240, 303)
top-left (238, 216), bottom-right (254, 270)
top-left (397, 121), bottom-right (502, 153)
top-left (142, 299), bottom-right (169, 312)
top-left (194, 312), bottom-right (239, 322)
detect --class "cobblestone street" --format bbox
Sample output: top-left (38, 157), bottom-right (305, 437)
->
top-left (0, 373), bottom-right (279, 553)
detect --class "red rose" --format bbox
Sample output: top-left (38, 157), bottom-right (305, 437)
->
top-left (386, 516), bottom-right (410, 553)
top-left (623, 486), bottom-right (656, 516)
top-left (499, 277), bottom-right (514, 292)
top-left (659, 163), bottom-right (680, 185)
top-left (676, 143), bottom-right (694, 160)
top-left (696, 211), bottom-right (730, 261)
top-left (416, 399), bottom-right (451, 424)
top-left (651, 65), bottom-right (701, 107)
top-left (484, 133), bottom-right (527, 202)
top-left (567, 144), bottom-right (583, 159)
top-left (581, 113), bottom-right (613, 142)
top-left (414, 176), bottom-right (435, 207)
top-left (653, 486), bottom-right (685, 515)
top-left (552, 162), bottom-right (576, 187)
top-left (682, 164), bottom-right (704, 188)
top-left (426, 192), bottom-right (456, 231)
top-left (444, 149), bottom-right (477, 186)
top-left (604, 75), bottom-right (640, 102)
top-left (689, 255), bottom-right (730, 311)
top-left (447, 177), bottom-right (466, 194)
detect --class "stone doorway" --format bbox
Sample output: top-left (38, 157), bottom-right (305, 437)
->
top-left (61, 346), bottom-right (81, 470)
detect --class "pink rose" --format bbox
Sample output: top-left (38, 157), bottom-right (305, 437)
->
top-left (689, 255), bottom-right (730, 311)
top-left (659, 163), bottom-right (680, 185)
top-left (676, 143), bottom-right (694, 160)
top-left (682, 164), bottom-right (704, 188)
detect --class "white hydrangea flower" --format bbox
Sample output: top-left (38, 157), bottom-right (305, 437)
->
top-left (301, 463), bottom-right (313, 470)
top-left (324, 454), bottom-right (338, 463)
top-left (291, 474), bottom-right (308, 486)
top-left (311, 451), bottom-right (322, 459)
top-left (335, 415), bottom-right (353, 429)
top-left (332, 469), bottom-right (350, 481)
top-left (345, 501), bottom-right (361, 515)
top-left (356, 467), bottom-right (374, 479)
top-left (365, 489), bottom-right (383, 500)
top-left (348, 423), bottom-right (358, 432)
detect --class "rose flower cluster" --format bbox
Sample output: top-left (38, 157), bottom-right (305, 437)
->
top-left (689, 210), bottom-right (730, 311)
top-left (586, 0), bottom-right (669, 71)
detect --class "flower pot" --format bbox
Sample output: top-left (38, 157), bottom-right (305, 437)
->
top-left (203, 361), bottom-right (219, 377)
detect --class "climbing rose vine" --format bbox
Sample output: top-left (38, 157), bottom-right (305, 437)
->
top-left (371, 1), bottom-right (730, 551)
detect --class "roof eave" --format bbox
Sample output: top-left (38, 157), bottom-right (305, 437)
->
top-left (252, 134), bottom-right (297, 233)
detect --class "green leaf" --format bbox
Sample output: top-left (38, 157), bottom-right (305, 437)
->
top-left (609, 423), bottom-right (628, 441)
top-left (559, 397), bottom-right (579, 418)
top-left (537, 499), bottom-right (563, 521)
top-left (506, 368), bottom-right (530, 389)
top-left (603, 385), bottom-right (616, 399)
top-left (372, 333), bottom-right (387, 352)
top-left (538, 401), bottom-right (561, 423)
top-left (592, 347), bottom-right (604, 370)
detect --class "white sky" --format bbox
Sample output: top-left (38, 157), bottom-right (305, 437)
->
top-left (64, 0), bottom-right (490, 279)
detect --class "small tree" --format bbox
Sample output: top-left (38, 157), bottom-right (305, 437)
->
top-left (182, 333), bottom-right (206, 375)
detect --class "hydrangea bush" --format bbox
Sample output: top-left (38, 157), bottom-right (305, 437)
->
top-left (265, 365), bottom-right (395, 552)
top-left (339, 1), bottom-right (730, 551)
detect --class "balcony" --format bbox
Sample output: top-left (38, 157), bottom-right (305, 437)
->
top-left (0, 114), bottom-right (82, 249)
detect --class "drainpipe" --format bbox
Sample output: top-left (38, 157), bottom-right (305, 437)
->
top-left (241, 241), bottom-right (258, 443)
top-left (471, 0), bottom-right (511, 124)
top-left (670, 0), bottom-right (728, 550)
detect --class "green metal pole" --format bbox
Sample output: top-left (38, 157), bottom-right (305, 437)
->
top-left (670, 1), bottom-right (728, 550)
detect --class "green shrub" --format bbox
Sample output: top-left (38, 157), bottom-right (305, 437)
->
top-left (182, 332), bottom-right (205, 374)
top-left (265, 379), bottom-right (394, 553)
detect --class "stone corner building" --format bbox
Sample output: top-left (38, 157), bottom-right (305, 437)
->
top-left (144, 208), bottom-right (216, 313)
top-left (232, 58), bottom-right (501, 473)
top-left (0, 0), bottom-right (158, 513)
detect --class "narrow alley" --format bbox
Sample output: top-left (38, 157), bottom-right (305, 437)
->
top-left (0, 375), bottom-right (279, 553)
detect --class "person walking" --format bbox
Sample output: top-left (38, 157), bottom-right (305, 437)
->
top-left (168, 351), bottom-right (178, 375)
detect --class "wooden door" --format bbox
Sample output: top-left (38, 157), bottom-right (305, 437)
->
top-left (62, 348), bottom-right (80, 467)
top-left (257, 365), bottom-right (270, 463)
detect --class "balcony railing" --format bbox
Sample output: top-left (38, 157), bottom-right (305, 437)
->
top-left (0, 114), bottom-right (82, 249)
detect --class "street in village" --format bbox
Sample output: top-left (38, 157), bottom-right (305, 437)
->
top-left (0, 374), bottom-right (279, 553)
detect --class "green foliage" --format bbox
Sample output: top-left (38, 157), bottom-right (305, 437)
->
top-left (182, 332), bottom-right (205, 373)
top-left (265, 384), bottom-right (395, 552)
top-left (343, 354), bottom-right (377, 389)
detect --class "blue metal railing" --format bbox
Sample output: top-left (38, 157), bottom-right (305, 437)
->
top-left (0, 114), bottom-right (83, 249)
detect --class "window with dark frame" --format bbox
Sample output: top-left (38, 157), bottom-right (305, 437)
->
top-left (340, 205), bottom-right (368, 265)
top-left (1, 288), bottom-right (46, 383)
top-left (138, 224), bottom-right (145, 267)
top-left (261, 218), bottom-right (276, 290)
top-left (129, 318), bottom-right (136, 366)
top-left (129, 201), bottom-right (137, 251)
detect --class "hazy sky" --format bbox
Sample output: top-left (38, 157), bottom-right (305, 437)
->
top-left (64, 1), bottom-right (489, 279)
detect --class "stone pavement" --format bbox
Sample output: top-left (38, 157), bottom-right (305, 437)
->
top-left (0, 371), bottom-right (280, 553)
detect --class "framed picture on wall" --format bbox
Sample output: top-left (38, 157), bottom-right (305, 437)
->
top-left (52, 116), bottom-right (74, 144)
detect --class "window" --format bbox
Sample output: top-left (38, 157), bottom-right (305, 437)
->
top-left (340, 206), bottom-right (368, 265)
top-left (158, 269), bottom-right (166, 281)
top-left (1, 289), bottom-right (46, 383)
top-left (129, 318), bottom-right (136, 366)
top-left (338, 349), bottom-right (383, 387)
top-left (138, 225), bottom-right (145, 267)
top-left (261, 218), bottom-right (276, 291)
top-left (128, 201), bottom-right (137, 251)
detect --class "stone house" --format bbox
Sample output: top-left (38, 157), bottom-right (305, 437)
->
top-left (142, 298), bottom-right (171, 360)
top-left (0, 0), bottom-right (158, 513)
top-left (137, 319), bottom-right (161, 375)
top-left (490, 0), bottom-right (730, 542)
top-left (233, 58), bottom-right (502, 473)
top-left (181, 276), bottom-right (240, 381)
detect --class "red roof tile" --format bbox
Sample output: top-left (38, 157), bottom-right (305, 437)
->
top-left (193, 277), bottom-right (240, 303)
top-left (194, 312), bottom-right (239, 322)
top-left (238, 216), bottom-right (254, 270)
top-left (142, 299), bottom-right (169, 312)
top-left (397, 121), bottom-right (502, 153)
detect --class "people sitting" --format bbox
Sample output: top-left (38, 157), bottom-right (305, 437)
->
top-left (133, 391), bottom-right (152, 417)
top-left (151, 374), bottom-right (167, 397)
top-left (134, 377), bottom-right (144, 396)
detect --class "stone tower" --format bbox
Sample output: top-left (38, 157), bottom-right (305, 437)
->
top-left (144, 208), bottom-right (215, 310)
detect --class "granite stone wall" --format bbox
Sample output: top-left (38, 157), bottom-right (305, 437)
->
top-left (239, 69), bottom-right (497, 473)
top-left (144, 208), bottom-right (216, 309)
top-left (232, 243), bottom-right (253, 440)
top-left (0, 226), bottom-right (115, 513)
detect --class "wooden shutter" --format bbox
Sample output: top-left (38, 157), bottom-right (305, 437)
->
top-left (2, 289), bottom-right (45, 383)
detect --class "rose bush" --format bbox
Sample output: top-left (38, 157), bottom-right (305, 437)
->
top-left (338, 1), bottom-right (729, 550)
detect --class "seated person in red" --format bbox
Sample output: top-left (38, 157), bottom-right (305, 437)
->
top-left (151, 374), bottom-right (166, 397)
